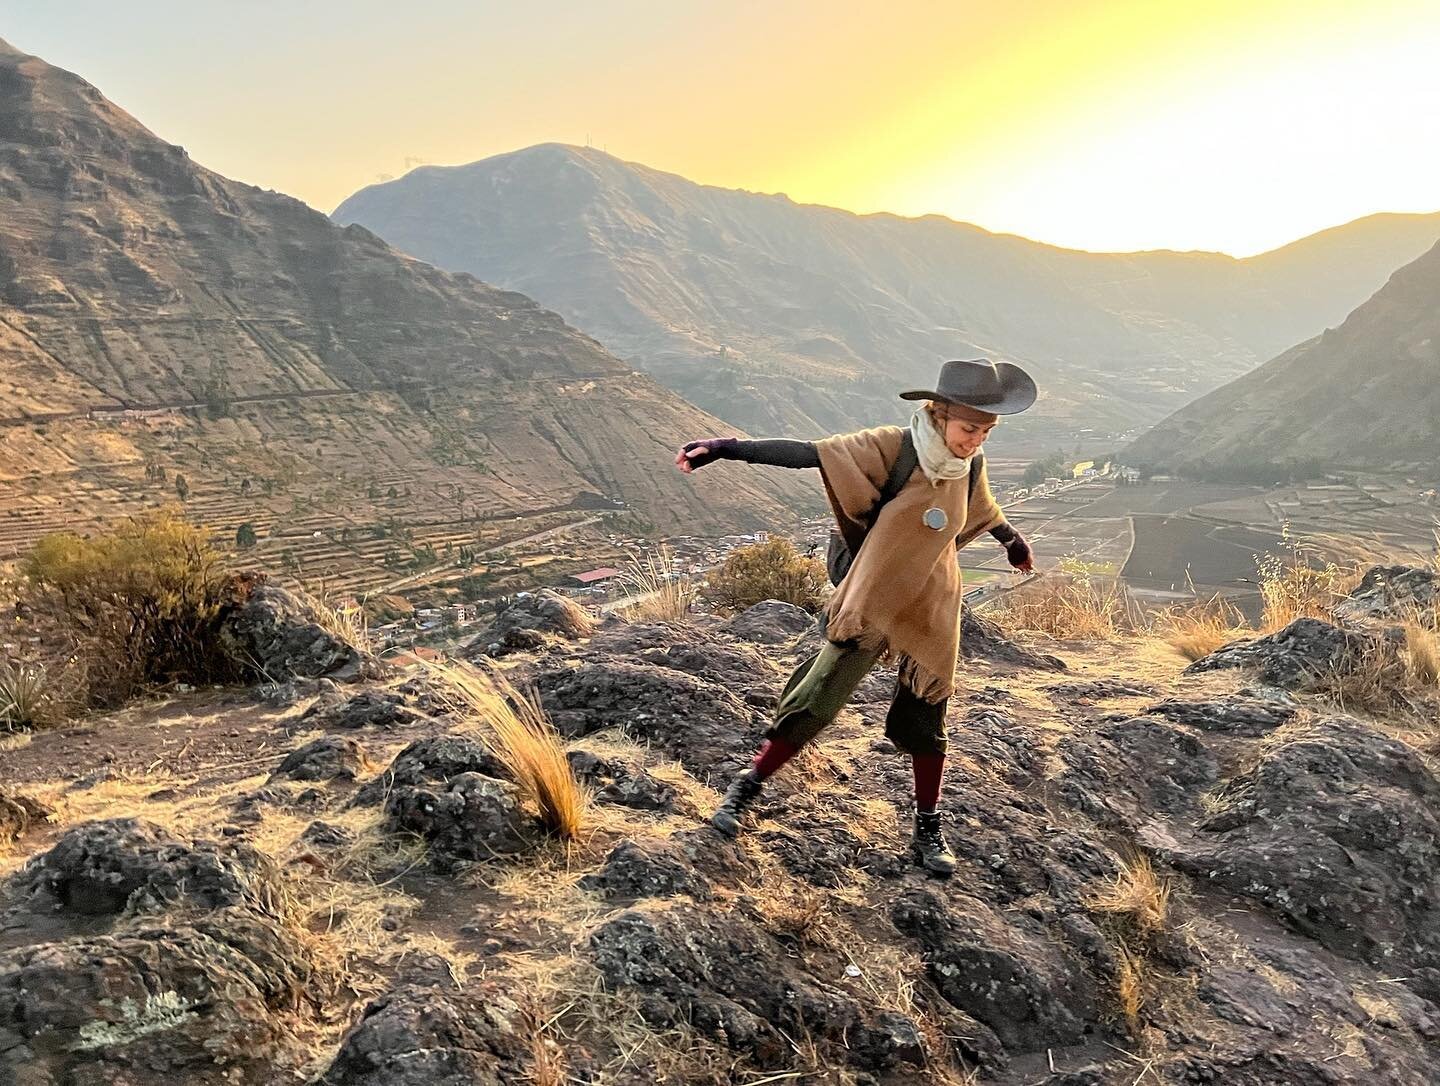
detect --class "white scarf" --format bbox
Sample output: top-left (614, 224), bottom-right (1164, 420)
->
top-left (910, 410), bottom-right (971, 484)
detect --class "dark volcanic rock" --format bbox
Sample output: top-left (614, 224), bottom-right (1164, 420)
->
top-left (720, 599), bottom-right (817, 644)
top-left (635, 639), bottom-right (777, 686)
top-left (963, 609), bottom-right (1067, 670)
top-left (384, 773), bottom-right (534, 861)
top-left (567, 750), bottom-right (677, 811)
top-left (0, 788), bottom-right (49, 847)
top-left (219, 580), bottom-right (363, 680)
top-left (316, 984), bottom-right (531, 1086)
top-left (579, 838), bottom-right (712, 901)
top-left (890, 887), bottom-right (1100, 1052)
top-left (533, 658), bottom-right (764, 778)
top-left (1334, 563), bottom-right (1439, 623)
top-left (353, 735), bottom-right (508, 807)
top-left (271, 735), bottom-right (369, 782)
top-left (1186, 616), bottom-right (1387, 690)
top-left (302, 689), bottom-right (417, 730)
top-left (1146, 691), bottom-right (1298, 736)
top-left (589, 903), bottom-right (926, 1072)
top-left (469, 589), bottom-right (596, 658)
top-left (0, 910), bottom-right (313, 1085)
top-left (1160, 717), bottom-right (1440, 997)
top-left (1058, 716), bottom-right (1219, 830)
top-left (9, 818), bottom-right (285, 920)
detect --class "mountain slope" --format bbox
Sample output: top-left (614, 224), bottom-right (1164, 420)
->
top-left (0, 40), bottom-right (816, 571)
top-left (1125, 239), bottom-right (1440, 472)
top-left (333, 144), bottom-right (1440, 445)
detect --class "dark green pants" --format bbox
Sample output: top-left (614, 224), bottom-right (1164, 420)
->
top-left (768, 640), bottom-right (949, 755)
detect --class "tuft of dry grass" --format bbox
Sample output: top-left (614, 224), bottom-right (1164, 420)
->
top-left (517, 993), bottom-right (570, 1086)
top-left (545, 592), bottom-right (599, 639)
top-left (422, 658), bottom-right (589, 839)
top-left (1086, 853), bottom-right (1172, 939)
top-left (297, 586), bottom-right (375, 656)
top-left (617, 546), bottom-right (695, 623)
top-left (1157, 595), bottom-right (1247, 662)
top-left (1114, 946), bottom-right (1145, 1033)
top-left (1403, 620), bottom-right (1440, 688)
top-left (985, 556), bottom-right (1132, 640)
top-left (1254, 526), bottom-right (1360, 632)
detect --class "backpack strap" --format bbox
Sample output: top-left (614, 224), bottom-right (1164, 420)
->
top-left (866, 431), bottom-right (918, 526)
top-left (967, 449), bottom-right (984, 504)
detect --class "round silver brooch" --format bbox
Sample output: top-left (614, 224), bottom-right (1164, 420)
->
top-left (922, 507), bottom-right (948, 531)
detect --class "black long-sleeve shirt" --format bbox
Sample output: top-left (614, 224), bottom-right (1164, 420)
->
top-left (718, 438), bottom-right (1018, 543)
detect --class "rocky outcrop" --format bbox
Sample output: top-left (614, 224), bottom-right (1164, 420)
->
top-left (301, 688), bottom-right (418, 730)
top-left (316, 984), bottom-right (532, 1086)
top-left (579, 838), bottom-right (712, 901)
top-left (469, 590), bottom-right (597, 658)
top-left (1145, 690), bottom-right (1298, 736)
top-left (1335, 563), bottom-right (1439, 622)
top-left (352, 735), bottom-right (508, 807)
top-left (220, 581), bottom-right (363, 681)
top-left (720, 599), bottom-right (817, 644)
top-left (589, 904), bottom-right (927, 1073)
top-left (0, 818), bottom-right (319, 1084)
top-left (1186, 616), bottom-right (1389, 689)
top-left (964, 608), bottom-right (1068, 670)
top-left (271, 736), bottom-right (369, 783)
top-left (384, 773), bottom-right (535, 862)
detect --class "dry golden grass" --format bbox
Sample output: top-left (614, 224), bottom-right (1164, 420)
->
top-left (297, 586), bottom-right (375, 656)
top-left (545, 592), bottom-right (599, 638)
top-left (0, 660), bottom-right (61, 731)
top-left (702, 537), bottom-right (828, 614)
top-left (1114, 946), bottom-right (1145, 1033)
top-left (762, 885), bottom-right (837, 950)
top-left (985, 557), bottom-right (1133, 640)
top-left (1254, 528), bottom-right (1361, 633)
top-left (422, 658), bottom-right (589, 839)
top-left (1086, 853), bottom-right (1172, 939)
top-left (1403, 620), bottom-right (1440, 688)
top-left (618, 546), bottom-right (696, 623)
top-left (1157, 596), bottom-right (1247, 662)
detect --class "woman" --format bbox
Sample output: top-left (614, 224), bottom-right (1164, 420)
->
top-left (675, 358), bottom-right (1037, 874)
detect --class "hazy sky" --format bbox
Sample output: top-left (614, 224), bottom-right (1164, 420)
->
top-left (5, 0), bottom-right (1438, 255)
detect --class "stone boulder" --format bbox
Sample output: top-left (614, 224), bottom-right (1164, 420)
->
top-left (566, 751), bottom-right (676, 812)
top-left (1145, 691), bottom-right (1297, 737)
top-left (890, 887), bottom-right (1100, 1052)
top-left (1160, 717), bottom-right (1440, 1000)
top-left (720, 599), bottom-right (817, 645)
top-left (579, 838), bottom-right (712, 901)
top-left (533, 659), bottom-right (763, 779)
top-left (219, 579), bottom-right (363, 681)
top-left (9, 818), bottom-right (286, 920)
top-left (1335, 564), bottom-right (1439, 623)
top-left (301, 689), bottom-right (418, 730)
top-left (384, 773), bottom-right (534, 861)
top-left (316, 984), bottom-right (532, 1086)
top-left (588, 903), bottom-right (926, 1072)
top-left (963, 608), bottom-right (1068, 671)
top-left (468, 589), bottom-right (596, 657)
top-left (271, 736), bottom-right (369, 782)
top-left (1058, 716), bottom-right (1219, 830)
top-left (1186, 616), bottom-right (1397, 690)
top-left (0, 788), bottom-right (50, 848)
top-left (353, 735), bottom-right (508, 808)
top-left (0, 911), bottom-right (313, 1085)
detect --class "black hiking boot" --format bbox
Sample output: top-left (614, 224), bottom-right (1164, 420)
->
top-left (912, 811), bottom-right (957, 876)
top-left (711, 772), bottom-right (763, 837)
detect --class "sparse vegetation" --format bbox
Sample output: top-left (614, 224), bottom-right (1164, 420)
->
top-left (1086, 852), bottom-right (1172, 939)
top-left (618, 546), bottom-right (695, 623)
top-left (985, 556), bottom-right (1132, 639)
top-left (297, 586), bottom-right (375, 658)
top-left (0, 660), bottom-right (59, 731)
top-left (424, 658), bottom-right (588, 839)
top-left (1254, 524), bottom-right (1360, 631)
top-left (21, 511), bottom-right (240, 707)
top-left (703, 537), bottom-right (828, 614)
top-left (1158, 594), bottom-right (1246, 661)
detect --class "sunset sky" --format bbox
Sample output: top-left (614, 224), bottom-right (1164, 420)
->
top-left (6, 0), bottom-right (1438, 255)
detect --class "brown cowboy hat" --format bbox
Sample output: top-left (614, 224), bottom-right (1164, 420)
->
top-left (899, 358), bottom-right (1038, 415)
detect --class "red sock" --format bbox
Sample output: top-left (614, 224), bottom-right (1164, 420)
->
top-left (750, 737), bottom-right (802, 781)
top-left (912, 753), bottom-right (946, 813)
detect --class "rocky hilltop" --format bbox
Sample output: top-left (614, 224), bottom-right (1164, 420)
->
top-left (333, 143), bottom-right (1440, 444)
top-left (0, 39), bottom-right (815, 568)
top-left (1127, 238), bottom-right (1440, 473)
top-left (4, 569), bottom-right (1439, 1083)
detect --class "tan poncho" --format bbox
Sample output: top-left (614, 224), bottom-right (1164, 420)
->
top-left (817, 425), bottom-right (1005, 702)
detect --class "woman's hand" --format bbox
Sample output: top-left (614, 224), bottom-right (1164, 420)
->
top-left (675, 438), bottom-right (739, 474)
top-left (1004, 533), bottom-right (1034, 573)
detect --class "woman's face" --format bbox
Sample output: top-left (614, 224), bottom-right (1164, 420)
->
top-left (940, 412), bottom-right (996, 459)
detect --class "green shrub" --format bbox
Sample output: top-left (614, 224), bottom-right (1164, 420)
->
top-left (704, 538), bottom-right (828, 614)
top-left (23, 511), bottom-right (241, 707)
top-left (0, 660), bottom-right (59, 731)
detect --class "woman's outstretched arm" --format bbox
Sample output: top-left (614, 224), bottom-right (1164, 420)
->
top-left (676, 437), bottom-right (820, 473)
